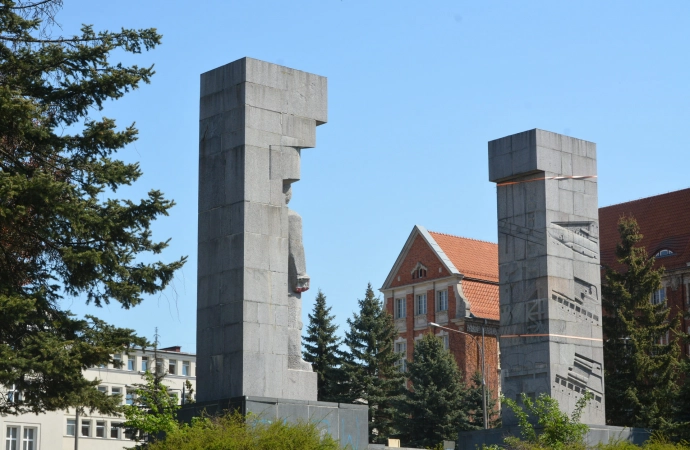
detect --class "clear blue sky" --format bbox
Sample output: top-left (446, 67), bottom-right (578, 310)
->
top-left (57, 1), bottom-right (690, 351)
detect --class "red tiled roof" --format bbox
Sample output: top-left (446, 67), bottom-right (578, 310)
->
top-left (599, 188), bottom-right (690, 273)
top-left (461, 279), bottom-right (500, 321)
top-left (428, 231), bottom-right (499, 282)
top-left (427, 231), bottom-right (499, 321)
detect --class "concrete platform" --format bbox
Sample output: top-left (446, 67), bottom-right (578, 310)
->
top-left (457, 424), bottom-right (650, 450)
top-left (179, 396), bottom-right (369, 450)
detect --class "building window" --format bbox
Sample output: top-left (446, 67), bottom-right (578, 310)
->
top-left (110, 422), bottom-right (122, 439)
top-left (415, 294), bottom-right (427, 315)
top-left (6, 426), bottom-right (18, 450)
top-left (182, 361), bottom-right (190, 377)
top-left (437, 290), bottom-right (448, 312)
top-left (126, 389), bottom-right (135, 406)
top-left (156, 358), bottom-right (164, 375)
top-left (97, 385), bottom-right (107, 394)
top-left (441, 334), bottom-right (449, 350)
top-left (395, 298), bottom-right (406, 319)
top-left (411, 263), bottom-right (428, 280)
top-left (654, 249), bottom-right (675, 258)
top-left (22, 427), bottom-right (36, 450)
top-left (127, 357), bottom-right (135, 371)
top-left (141, 356), bottom-right (148, 372)
top-left (394, 342), bottom-right (407, 372)
top-left (66, 419), bottom-right (76, 436)
top-left (112, 353), bottom-right (122, 369)
top-left (7, 384), bottom-right (22, 403)
top-left (169, 359), bottom-right (177, 375)
top-left (81, 420), bottom-right (91, 437)
top-left (111, 386), bottom-right (122, 403)
top-left (652, 288), bottom-right (666, 305)
top-left (96, 420), bottom-right (106, 438)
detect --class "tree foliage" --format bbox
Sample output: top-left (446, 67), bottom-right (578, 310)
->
top-left (396, 333), bottom-right (476, 448)
top-left (341, 283), bottom-right (405, 444)
top-left (147, 411), bottom-right (340, 450)
top-left (503, 392), bottom-right (591, 450)
top-left (0, 0), bottom-right (185, 414)
top-left (123, 370), bottom-right (180, 445)
top-left (302, 289), bottom-right (344, 402)
top-left (602, 216), bottom-right (681, 429)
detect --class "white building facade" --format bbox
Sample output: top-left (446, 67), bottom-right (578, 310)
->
top-left (1, 346), bottom-right (196, 450)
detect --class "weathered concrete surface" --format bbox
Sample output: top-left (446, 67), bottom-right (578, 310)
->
top-left (488, 129), bottom-right (605, 425)
top-left (197, 57), bottom-right (326, 402)
top-left (457, 425), bottom-right (650, 450)
top-left (179, 397), bottom-right (369, 450)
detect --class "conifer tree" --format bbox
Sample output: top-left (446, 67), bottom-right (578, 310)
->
top-left (396, 333), bottom-right (475, 448)
top-left (466, 371), bottom-right (500, 428)
top-left (0, 0), bottom-right (185, 415)
top-left (341, 283), bottom-right (405, 444)
top-left (302, 289), bottom-right (344, 402)
top-left (602, 216), bottom-right (681, 428)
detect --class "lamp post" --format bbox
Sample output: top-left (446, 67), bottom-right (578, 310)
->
top-left (429, 321), bottom-right (488, 430)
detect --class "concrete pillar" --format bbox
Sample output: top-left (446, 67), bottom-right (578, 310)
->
top-left (489, 129), bottom-right (605, 424)
top-left (197, 57), bottom-right (325, 402)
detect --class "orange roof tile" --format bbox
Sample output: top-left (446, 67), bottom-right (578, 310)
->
top-left (428, 231), bottom-right (499, 282)
top-left (599, 188), bottom-right (690, 272)
top-left (461, 279), bottom-right (500, 321)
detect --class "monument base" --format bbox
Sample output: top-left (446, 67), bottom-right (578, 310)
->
top-left (457, 425), bottom-right (651, 450)
top-left (179, 396), bottom-right (369, 449)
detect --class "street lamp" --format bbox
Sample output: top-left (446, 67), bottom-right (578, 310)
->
top-left (429, 321), bottom-right (488, 430)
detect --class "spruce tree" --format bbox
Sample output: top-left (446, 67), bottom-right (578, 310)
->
top-left (397, 333), bottom-right (474, 448)
top-left (466, 371), bottom-right (500, 428)
top-left (0, 0), bottom-right (185, 415)
top-left (602, 216), bottom-right (681, 428)
top-left (302, 289), bottom-right (344, 402)
top-left (342, 283), bottom-right (405, 444)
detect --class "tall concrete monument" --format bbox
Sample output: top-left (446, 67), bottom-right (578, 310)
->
top-left (197, 57), bottom-right (323, 401)
top-left (194, 58), bottom-right (367, 449)
top-left (488, 129), bottom-right (605, 425)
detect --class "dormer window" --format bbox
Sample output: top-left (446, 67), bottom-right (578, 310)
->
top-left (654, 249), bottom-right (675, 258)
top-left (411, 262), bottom-right (428, 279)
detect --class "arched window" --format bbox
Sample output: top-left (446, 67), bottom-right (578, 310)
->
top-left (411, 262), bottom-right (428, 279)
top-left (654, 249), bottom-right (675, 258)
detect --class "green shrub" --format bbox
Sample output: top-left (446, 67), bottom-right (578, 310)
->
top-left (147, 411), bottom-right (340, 450)
top-left (502, 392), bottom-right (592, 450)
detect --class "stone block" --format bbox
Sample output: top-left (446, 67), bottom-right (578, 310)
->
top-left (244, 267), bottom-right (271, 300)
top-left (200, 93), bottom-right (223, 120)
top-left (244, 82), bottom-right (285, 113)
top-left (536, 147), bottom-right (562, 174)
top-left (488, 135), bottom-right (513, 158)
top-left (220, 300), bottom-right (245, 326)
top-left (221, 83), bottom-right (246, 112)
top-left (559, 189), bottom-right (574, 215)
top-left (200, 66), bottom-right (225, 97)
top-left (284, 369), bottom-right (317, 401)
top-left (199, 152), bottom-right (227, 212)
top-left (269, 236), bottom-right (289, 272)
top-left (222, 147), bottom-right (245, 205)
top-left (536, 129), bottom-right (562, 151)
top-left (222, 323), bottom-right (243, 353)
top-left (282, 114), bottom-right (316, 148)
top-left (244, 146), bottom-right (271, 203)
top-left (246, 105), bottom-right (282, 134)
top-left (219, 233), bottom-right (244, 270)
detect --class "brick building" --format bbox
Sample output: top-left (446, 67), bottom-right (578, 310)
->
top-left (599, 187), bottom-right (690, 358)
top-left (379, 225), bottom-right (500, 402)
